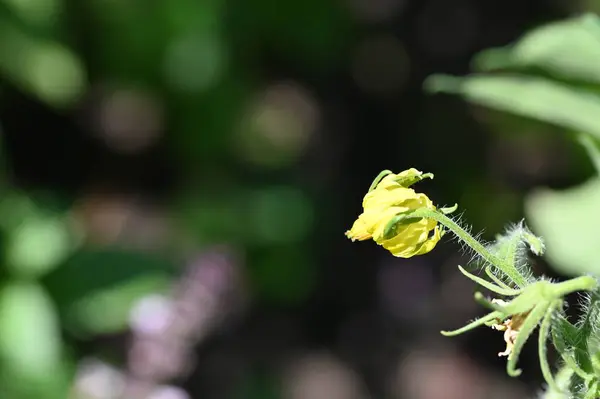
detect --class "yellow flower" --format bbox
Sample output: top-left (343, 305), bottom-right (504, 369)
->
top-left (345, 169), bottom-right (442, 258)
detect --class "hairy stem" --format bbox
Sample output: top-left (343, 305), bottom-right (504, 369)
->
top-left (550, 276), bottom-right (598, 299)
top-left (538, 301), bottom-right (561, 393)
top-left (409, 209), bottom-right (528, 287)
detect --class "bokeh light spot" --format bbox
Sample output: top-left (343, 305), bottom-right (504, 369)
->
top-left (147, 385), bottom-right (191, 399)
top-left (164, 32), bottom-right (226, 94)
top-left (67, 274), bottom-right (170, 335)
top-left (6, 215), bottom-right (74, 278)
top-left (235, 82), bottom-right (319, 169)
top-left (395, 345), bottom-right (487, 399)
top-left (72, 358), bottom-right (126, 399)
top-left (129, 294), bottom-right (173, 336)
top-left (281, 352), bottom-right (368, 399)
top-left (95, 88), bottom-right (165, 154)
top-left (26, 42), bottom-right (86, 106)
top-left (0, 193), bottom-right (81, 279)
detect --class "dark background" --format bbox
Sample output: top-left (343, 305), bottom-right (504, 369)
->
top-left (0, 0), bottom-right (593, 398)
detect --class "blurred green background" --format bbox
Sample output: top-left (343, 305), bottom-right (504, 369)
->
top-left (0, 0), bottom-right (599, 398)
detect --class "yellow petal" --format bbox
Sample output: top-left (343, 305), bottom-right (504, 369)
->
top-left (346, 168), bottom-right (441, 258)
top-left (412, 226), bottom-right (442, 255)
top-left (362, 186), bottom-right (416, 209)
top-left (377, 220), bottom-right (439, 258)
top-left (345, 215), bottom-right (372, 241)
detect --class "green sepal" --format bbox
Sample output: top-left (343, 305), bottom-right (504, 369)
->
top-left (393, 172), bottom-right (434, 188)
top-left (368, 169), bottom-right (434, 192)
top-left (382, 211), bottom-right (421, 240)
top-left (368, 170), bottom-right (393, 192)
top-left (439, 203), bottom-right (458, 215)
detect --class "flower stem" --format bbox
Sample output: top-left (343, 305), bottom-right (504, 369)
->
top-left (551, 276), bottom-right (598, 298)
top-left (409, 208), bottom-right (528, 287)
top-left (539, 301), bottom-right (561, 393)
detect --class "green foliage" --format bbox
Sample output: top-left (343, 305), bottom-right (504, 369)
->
top-left (420, 13), bottom-right (600, 398)
top-left (425, 13), bottom-right (600, 277)
top-left (0, 0), bottom-right (340, 395)
top-left (0, 282), bottom-right (70, 399)
top-left (526, 178), bottom-right (600, 276)
top-left (44, 249), bottom-right (174, 336)
top-left (358, 171), bottom-right (600, 397)
top-left (11, 0), bottom-right (600, 397)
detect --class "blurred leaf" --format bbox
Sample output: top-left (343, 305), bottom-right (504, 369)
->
top-left (174, 190), bottom-right (243, 245)
top-left (0, 192), bottom-right (81, 278)
top-left (5, 214), bottom-right (80, 279)
top-left (169, 76), bottom-right (249, 162)
top-left (244, 186), bottom-right (314, 245)
top-left (43, 248), bottom-right (175, 309)
top-left (163, 31), bottom-right (227, 94)
top-left (425, 74), bottom-right (600, 141)
top-left (425, 15), bottom-right (600, 280)
top-left (0, 16), bottom-right (86, 107)
top-left (473, 14), bottom-right (600, 84)
top-left (525, 178), bottom-right (600, 276)
top-left (0, 281), bottom-right (69, 398)
top-left (577, 133), bottom-right (600, 175)
top-left (162, 0), bottom-right (227, 94)
top-left (0, 282), bottom-right (60, 371)
top-left (0, 192), bottom-right (37, 231)
top-left (163, 0), bottom-right (224, 33)
top-left (87, 0), bottom-right (168, 82)
top-left (2, 0), bottom-right (63, 32)
top-left (250, 246), bottom-right (317, 305)
top-left (175, 185), bottom-right (314, 247)
top-left (66, 273), bottom-right (170, 335)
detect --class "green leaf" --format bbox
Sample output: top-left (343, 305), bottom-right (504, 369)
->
top-left (0, 192), bottom-right (82, 278)
top-left (65, 273), bottom-right (170, 336)
top-left (0, 282), bottom-right (61, 373)
top-left (577, 133), bottom-right (600, 176)
top-left (0, 281), bottom-right (70, 398)
top-left (425, 74), bottom-right (600, 142)
top-left (0, 16), bottom-right (86, 107)
top-left (3, 0), bottom-right (64, 32)
top-left (43, 249), bottom-right (174, 336)
top-left (473, 14), bottom-right (600, 84)
top-left (5, 214), bottom-right (80, 279)
top-left (525, 178), bottom-right (600, 276)
top-left (553, 314), bottom-right (593, 375)
top-left (43, 248), bottom-right (174, 308)
top-left (491, 222), bottom-right (544, 260)
top-left (581, 289), bottom-right (600, 373)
